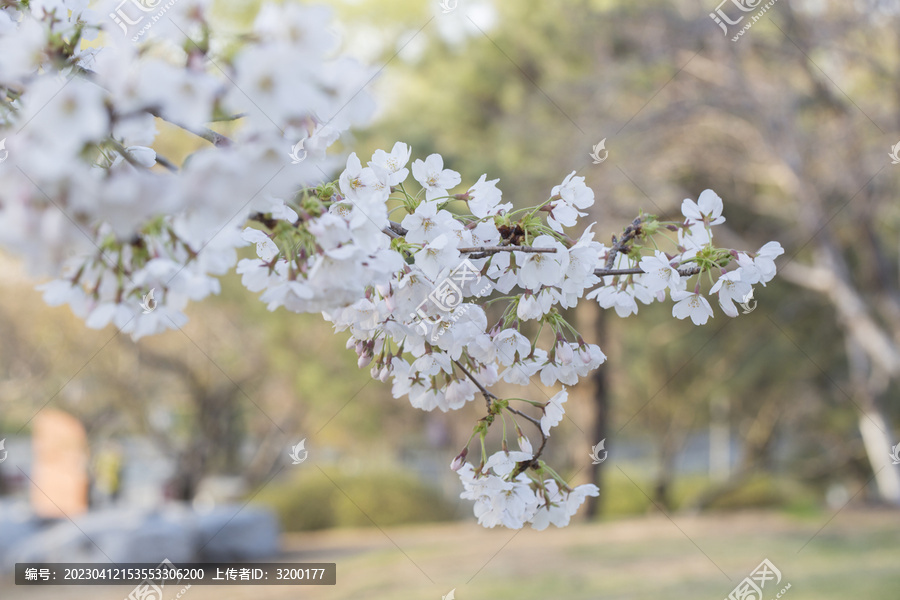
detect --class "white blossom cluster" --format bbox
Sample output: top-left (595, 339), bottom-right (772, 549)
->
top-left (592, 190), bottom-right (784, 324)
top-left (0, 0), bottom-right (372, 337)
top-left (458, 450), bottom-right (599, 530)
top-left (234, 145), bottom-right (778, 528)
top-left (0, 2), bottom-right (783, 529)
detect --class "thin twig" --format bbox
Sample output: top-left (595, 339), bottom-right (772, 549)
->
top-left (505, 405), bottom-right (542, 430)
top-left (453, 358), bottom-right (550, 473)
top-left (605, 216), bottom-right (643, 269)
top-left (209, 112), bottom-right (248, 122)
top-left (453, 359), bottom-right (496, 410)
top-left (460, 245), bottom-right (558, 258)
top-left (507, 405), bottom-right (549, 476)
top-left (154, 154), bottom-right (178, 173)
top-left (145, 107), bottom-right (233, 147)
top-left (594, 265), bottom-right (702, 277)
top-left (388, 221), bottom-right (408, 236)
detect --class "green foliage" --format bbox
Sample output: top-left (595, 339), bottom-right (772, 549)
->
top-left (703, 473), bottom-right (819, 513)
top-left (598, 470), bottom-right (818, 517)
top-left (253, 468), bottom-right (459, 531)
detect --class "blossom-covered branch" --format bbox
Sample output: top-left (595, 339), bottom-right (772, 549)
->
top-left (0, 0), bottom-right (782, 531)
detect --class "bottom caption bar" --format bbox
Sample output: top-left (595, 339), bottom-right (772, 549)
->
top-left (16, 561), bottom-right (336, 585)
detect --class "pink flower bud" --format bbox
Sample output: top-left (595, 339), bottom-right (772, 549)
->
top-left (556, 341), bottom-right (574, 364)
top-left (450, 448), bottom-right (468, 471)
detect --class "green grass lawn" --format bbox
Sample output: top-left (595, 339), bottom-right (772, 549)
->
top-left (5, 508), bottom-right (896, 600)
top-left (275, 509), bottom-right (899, 600)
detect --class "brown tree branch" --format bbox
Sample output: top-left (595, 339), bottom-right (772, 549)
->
top-left (145, 107), bottom-right (233, 148)
top-left (459, 245), bottom-right (558, 258)
top-left (594, 265), bottom-right (701, 277)
top-left (453, 359), bottom-right (496, 410)
top-left (605, 216), bottom-right (644, 269)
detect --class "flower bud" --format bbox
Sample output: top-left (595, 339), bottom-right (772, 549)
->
top-left (556, 340), bottom-right (574, 365)
top-left (517, 434), bottom-right (533, 455)
top-left (125, 146), bottom-right (157, 168)
top-left (450, 447), bottom-right (468, 471)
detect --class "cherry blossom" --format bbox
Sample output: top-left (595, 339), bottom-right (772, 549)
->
top-left (518, 236), bottom-right (569, 291)
top-left (681, 189), bottom-right (725, 226)
top-left (369, 142), bottom-right (412, 185)
top-left (415, 234), bottom-right (461, 279)
top-left (710, 270), bottom-right (752, 317)
top-left (671, 291), bottom-right (715, 325)
top-left (467, 174), bottom-right (511, 218)
top-left (541, 389), bottom-right (568, 436)
top-left (412, 153), bottom-right (462, 200)
top-left (639, 251), bottom-right (682, 295)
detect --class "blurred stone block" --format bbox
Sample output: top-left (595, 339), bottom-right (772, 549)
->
top-left (31, 410), bottom-right (88, 518)
top-left (12, 507), bottom-right (197, 564)
top-left (196, 506), bottom-right (280, 561)
top-left (0, 501), bottom-right (44, 571)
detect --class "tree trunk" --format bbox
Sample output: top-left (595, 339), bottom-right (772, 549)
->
top-left (584, 310), bottom-right (609, 519)
top-left (687, 398), bottom-right (781, 511)
top-left (652, 432), bottom-right (678, 511)
top-left (846, 338), bottom-right (900, 505)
